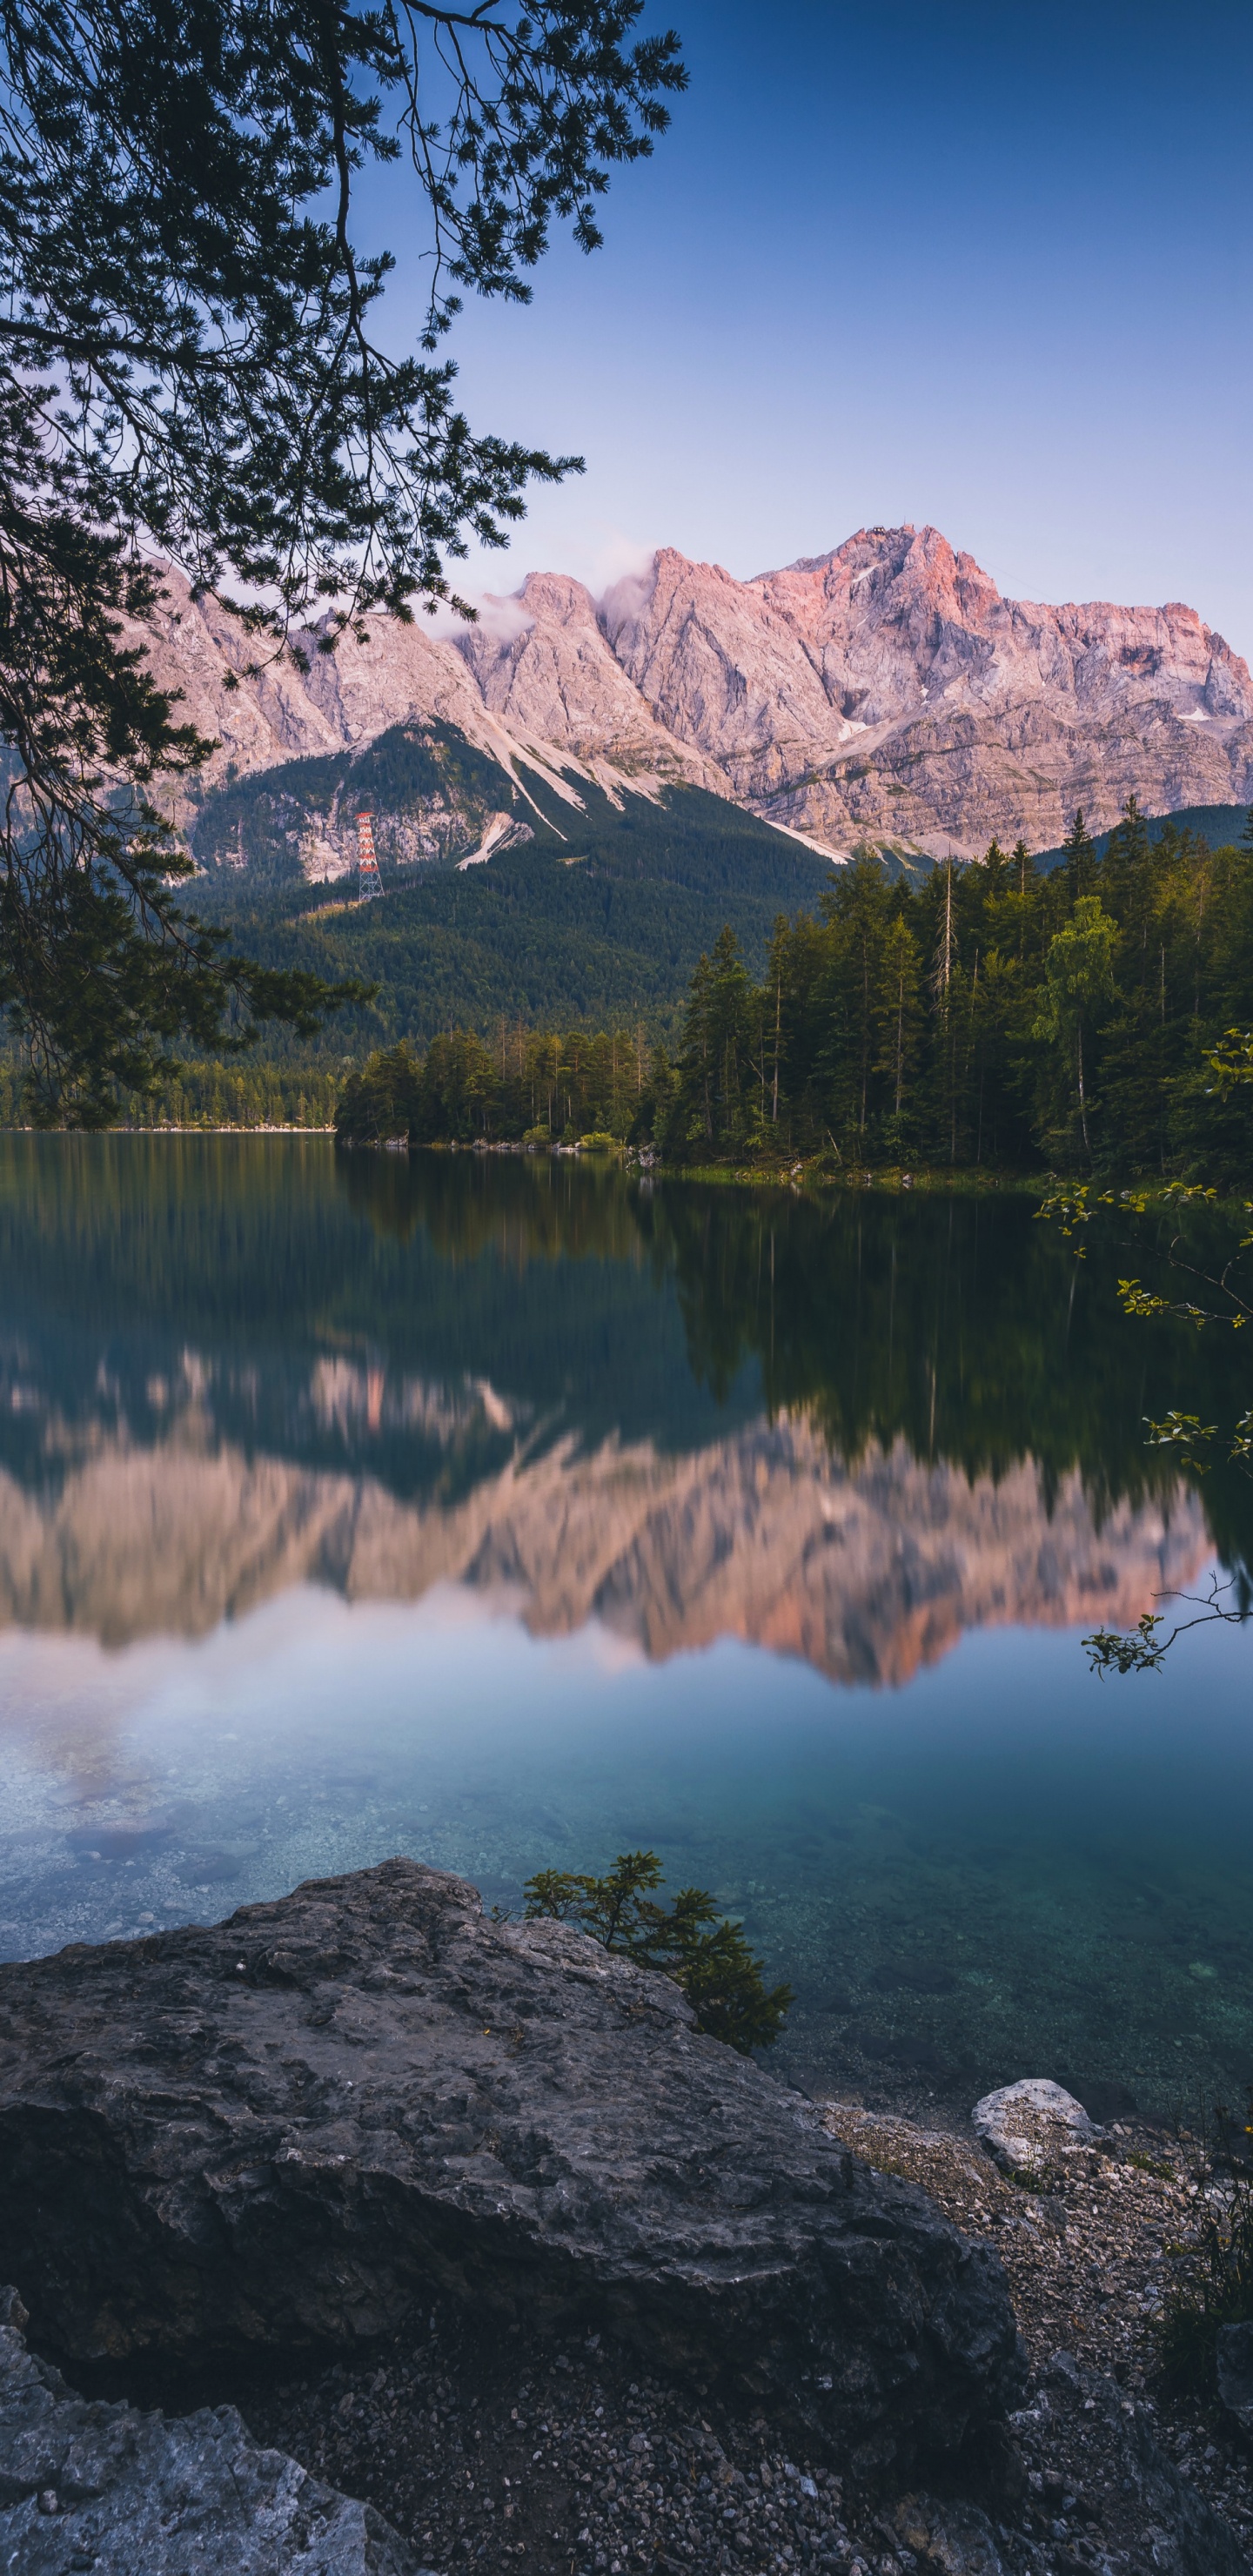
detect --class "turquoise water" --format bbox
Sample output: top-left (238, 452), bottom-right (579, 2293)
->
top-left (0, 1136), bottom-right (1250, 2123)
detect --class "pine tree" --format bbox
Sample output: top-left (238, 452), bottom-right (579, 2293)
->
top-left (822, 859), bottom-right (893, 1145)
top-left (1006, 839), bottom-right (1042, 963)
top-left (1062, 809), bottom-right (1099, 906)
top-left (1102, 798), bottom-right (1157, 983)
top-left (1034, 897), bottom-right (1119, 1157)
top-left (874, 916), bottom-right (924, 1131)
top-left (928, 860), bottom-right (962, 1161)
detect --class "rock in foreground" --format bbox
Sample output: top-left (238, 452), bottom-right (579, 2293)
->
top-left (0, 1861), bottom-right (1019, 2470)
top-left (1011, 2349), bottom-right (1250, 2576)
top-left (0, 2284), bottom-right (418, 2574)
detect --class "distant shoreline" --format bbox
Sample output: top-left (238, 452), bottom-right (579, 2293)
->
top-left (0, 1123), bottom-right (338, 1136)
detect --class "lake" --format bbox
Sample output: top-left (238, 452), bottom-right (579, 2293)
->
top-left (0, 1134), bottom-right (1250, 2126)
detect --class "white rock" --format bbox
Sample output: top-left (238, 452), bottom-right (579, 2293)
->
top-left (972, 2078), bottom-right (1102, 2176)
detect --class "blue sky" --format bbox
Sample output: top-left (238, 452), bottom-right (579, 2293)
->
top-left (365, 0), bottom-right (1253, 651)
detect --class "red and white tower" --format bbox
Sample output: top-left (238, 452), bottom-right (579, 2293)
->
top-left (356, 810), bottom-right (383, 899)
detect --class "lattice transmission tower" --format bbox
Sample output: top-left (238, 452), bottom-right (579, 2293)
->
top-left (356, 810), bottom-right (384, 900)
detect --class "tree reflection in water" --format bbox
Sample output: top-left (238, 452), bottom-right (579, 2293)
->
top-left (0, 1136), bottom-right (1244, 1661)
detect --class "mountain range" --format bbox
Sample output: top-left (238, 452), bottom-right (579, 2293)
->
top-left (137, 521), bottom-right (1253, 875)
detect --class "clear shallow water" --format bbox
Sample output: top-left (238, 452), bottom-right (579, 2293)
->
top-left (0, 1136), bottom-right (1250, 2122)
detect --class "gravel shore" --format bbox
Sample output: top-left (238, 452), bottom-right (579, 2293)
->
top-left (821, 2103), bottom-right (1253, 2563)
top-left (241, 2094), bottom-right (1253, 2575)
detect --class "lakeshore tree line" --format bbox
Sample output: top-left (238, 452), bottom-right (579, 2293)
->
top-left (0, 1059), bottom-right (341, 1133)
top-left (335, 805), bottom-right (1253, 1177)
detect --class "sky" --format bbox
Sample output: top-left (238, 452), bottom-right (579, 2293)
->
top-left (358, 0), bottom-right (1253, 652)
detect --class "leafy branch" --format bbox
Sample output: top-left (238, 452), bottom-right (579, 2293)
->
top-left (1039, 1058), bottom-right (1253, 1671)
top-left (1085, 1572), bottom-right (1250, 1676)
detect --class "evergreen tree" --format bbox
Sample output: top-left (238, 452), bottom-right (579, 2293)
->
top-left (762, 909), bottom-right (834, 1150)
top-left (629, 1041), bottom-right (680, 1150)
top-left (1006, 839), bottom-right (1042, 964)
top-left (1062, 809), bottom-right (1100, 905)
top-left (337, 1042), bottom-right (423, 1144)
top-left (1034, 896), bottom-right (1119, 1157)
top-left (524, 1849), bottom-right (792, 2055)
top-left (821, 858), bottom-right (893, 1145)
top-left (965, 948), bottom-right (1027, 1165)
top-left (705, 928), bottom-right (756, 1149)
top-left (1102, 798), bottom-right (1157, 987)
top-left (673, 927), bottom-right (754, 1154)
top-left (874, 915), bottom-right (924, 1135)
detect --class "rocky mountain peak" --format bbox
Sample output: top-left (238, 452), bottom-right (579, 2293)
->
top-left (131, 527), bottom-right (1253, 864)
top-left (513, 567), bottom-right (599, 626)
top-left (594, 524), bottom-right (1253, 852)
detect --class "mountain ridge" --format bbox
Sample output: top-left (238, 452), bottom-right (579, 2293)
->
top-left (133, 524), bottom-right (1253, 875)
top-left (596, 527), bottom-right (1253, 855)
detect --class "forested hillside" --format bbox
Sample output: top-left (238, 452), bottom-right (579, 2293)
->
top-left (4, 793), bottom-right (1248, 1168)
top-left (189, 761), bottom-right (1252, 1080)
top-left (337, 804), bottom-right (1253, 1178)
top-left (201, 798), bottom-right (834, 1050)
top-left (188, 739), bottom-right (838, 1052)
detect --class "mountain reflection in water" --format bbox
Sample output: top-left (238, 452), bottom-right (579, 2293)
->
top-left (3, 1137), bottom-right (1253, 2120)
top-left (0, 1134), bottom-right (1240, 1676)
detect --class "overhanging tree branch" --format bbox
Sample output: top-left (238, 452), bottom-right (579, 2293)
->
top-left (0, 0), bottom-right (684, 1117)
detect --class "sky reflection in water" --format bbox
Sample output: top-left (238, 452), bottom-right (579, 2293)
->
top-left (0, 1135), bottom-right (1250, 2121)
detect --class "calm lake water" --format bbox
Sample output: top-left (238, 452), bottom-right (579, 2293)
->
top-left (1, 1134), bottom-right (1250, 2123)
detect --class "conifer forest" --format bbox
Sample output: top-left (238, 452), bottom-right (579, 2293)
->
top-left (334, 806), bottom-right (1253, 1178)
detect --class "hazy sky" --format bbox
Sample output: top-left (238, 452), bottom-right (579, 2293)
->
top-left (365, 0), bottom-right (1253, 650)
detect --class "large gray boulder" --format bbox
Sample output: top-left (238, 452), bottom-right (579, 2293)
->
top-left (0, 2284), bottom-right (418, 2573)
top-left (0, 1860), bottom-right (1020, 2471)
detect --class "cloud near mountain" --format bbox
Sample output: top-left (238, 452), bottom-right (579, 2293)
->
top-left (137, 525), bottom-right (1253, 862)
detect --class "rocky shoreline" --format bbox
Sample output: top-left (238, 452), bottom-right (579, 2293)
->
top-left (235, 2097), bottom-right (1253, 2576)
top-left (1, 1863), bottom-right (1250, 2575)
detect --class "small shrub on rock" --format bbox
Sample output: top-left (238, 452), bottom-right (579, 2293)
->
top-left (523, 1848), bottom-right (793, 2055)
